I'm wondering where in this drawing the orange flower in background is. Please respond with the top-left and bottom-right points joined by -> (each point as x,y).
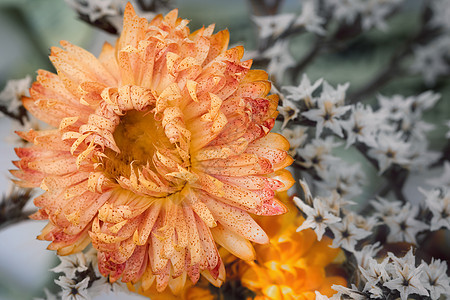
238,194 -> 347,300
12,3 -> 294,296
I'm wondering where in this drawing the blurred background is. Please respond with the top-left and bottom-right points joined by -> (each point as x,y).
0,0 -> 448,299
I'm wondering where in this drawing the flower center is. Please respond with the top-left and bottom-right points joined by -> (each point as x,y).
103,110 -> 173,182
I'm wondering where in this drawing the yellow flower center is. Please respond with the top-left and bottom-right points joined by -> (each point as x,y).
102,109 -> 189,192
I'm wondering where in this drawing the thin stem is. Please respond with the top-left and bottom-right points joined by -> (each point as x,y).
0,105 -> 28,125
290,38 -> 324,84
348,1 -> 439,102
0,210 -> 35,231
248,0 -> 284,16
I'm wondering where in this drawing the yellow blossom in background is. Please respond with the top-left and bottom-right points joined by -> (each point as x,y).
12,3 -> 295,297
238,193 -> 347,300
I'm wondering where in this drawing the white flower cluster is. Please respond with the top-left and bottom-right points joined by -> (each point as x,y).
252,0 -> 325,40
420,186 -> 450,231
248,0 -> 450,88
368,92 -> 440,173
410,36 -> 450,86
35,248 -> 127,300
253,0 -> 404,42
330,248 -> 450,300
324,0 -> 404,31
295,179 -> 450,300
285,71 -> 448,299
410,0 -> 450,85
64,0 -> 168,32
248,1 -> 325,82
295,180 -> 372,252
371,196 -> 428,244
282,76 -> 440,175
295,172 -> 449,249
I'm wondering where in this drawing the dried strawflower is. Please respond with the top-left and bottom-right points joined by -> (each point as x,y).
239,194 -> 347,299
12,3 -> 294,296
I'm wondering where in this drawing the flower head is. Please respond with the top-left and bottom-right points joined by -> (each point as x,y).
239,195 -> 347,299
13,4 -> 294,295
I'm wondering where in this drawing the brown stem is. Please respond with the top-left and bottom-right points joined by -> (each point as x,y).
0,105 -> 28,125
348,64 -> 403,104
348,1 -> 439,103
248,0 -> 284,16
290,38 -> 324,84
0,210 -> 35,231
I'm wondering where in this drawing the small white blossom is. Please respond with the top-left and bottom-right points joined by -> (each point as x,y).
367,132 -> 411,174
302,98 -> 351,138
341,103 -> 379,148
384,203 -> 429,244
421,258 -> 450,299
329,217 -> 371,251
371,196 -> 402,218
316,162 -> 365,200
410,36 -> 450,85
0,75 -> 31,114
401,115 -> 435,142
281,125 -> 308,156
263,40 -> 296,82
52,251 -> 91,279
377,94 -> 413,122
282,74 -> 323,105
359,257 -> 390,293
65,0 -> 115,22
252,13 -> 296,40
278,98 -> 300,129
55,276 -> 90,300
420,187 -> 450,231
390,247 -> 417,267
320,81 -> 349,107
346,211 -> 379,232
65,0 -> 159,31
354,242 -> 382,269
384,249 -> 429,300
429,0 -> 450,31
90,276 -> 129,298
325,0 -> 361,24
411,91 -> 441,114
406,140 -> 440,171
294,0 -> 326,35
294,196 -> 341,240
319,191 -> 354,215
297,137 -> 342,171
325,0 -> 403,31
360,0 -> 402,31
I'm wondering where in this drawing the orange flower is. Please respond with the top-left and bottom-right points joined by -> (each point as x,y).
12,3 -> 294,296
238,194 -> 347,300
